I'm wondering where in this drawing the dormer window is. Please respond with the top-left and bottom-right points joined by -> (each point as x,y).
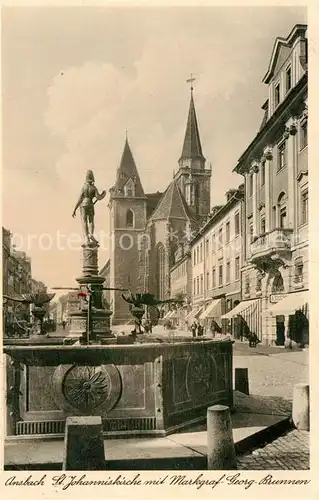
285,66 -> 292,93
274,82 -> 280,107
124,178 -> 135,197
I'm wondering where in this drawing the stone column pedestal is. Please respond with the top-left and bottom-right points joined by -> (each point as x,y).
207,405 -> 237,470
292,383 -> 310,431
68,243 -> 115,344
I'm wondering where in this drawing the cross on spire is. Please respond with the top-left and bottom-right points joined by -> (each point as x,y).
186,73 -> 196,92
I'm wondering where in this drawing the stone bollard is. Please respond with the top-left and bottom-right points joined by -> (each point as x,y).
292,383 -> 310,431
235,367 -> 249,395
207,405 -> 237,470
63,416 -> 105,470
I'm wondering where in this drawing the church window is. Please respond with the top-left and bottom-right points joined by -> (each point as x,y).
156,244 -> 165,300
126,209 -> 134,228
124,179 -> 135,197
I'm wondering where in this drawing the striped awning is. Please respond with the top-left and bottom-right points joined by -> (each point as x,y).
267,291 -> 308,316
221,299 -> 258,320
198,299 -> 222,321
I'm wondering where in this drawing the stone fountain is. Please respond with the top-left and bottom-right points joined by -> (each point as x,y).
4,170 -> 234,440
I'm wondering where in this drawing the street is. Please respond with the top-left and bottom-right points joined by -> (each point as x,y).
233,341 -> 308,401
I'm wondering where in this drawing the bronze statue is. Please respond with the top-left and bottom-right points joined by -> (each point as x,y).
72,170 -> 106,245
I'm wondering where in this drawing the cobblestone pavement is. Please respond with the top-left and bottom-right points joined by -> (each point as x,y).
233,342 -> 308,401
237,429 -> 309,470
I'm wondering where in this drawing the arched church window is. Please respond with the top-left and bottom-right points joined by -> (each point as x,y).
124,179 -> 135,197
126,209 -> 134,228
156,243 -> 165,300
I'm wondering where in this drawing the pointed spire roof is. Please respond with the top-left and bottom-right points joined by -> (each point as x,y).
151,178 -> 196,221
179,90 -> 205,162
113,138 -> 145,197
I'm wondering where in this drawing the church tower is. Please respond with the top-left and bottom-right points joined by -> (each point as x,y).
174,86 -> 211,219
108,137 -> 147,324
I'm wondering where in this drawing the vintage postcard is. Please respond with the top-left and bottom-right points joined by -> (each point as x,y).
1,1 -> 316,499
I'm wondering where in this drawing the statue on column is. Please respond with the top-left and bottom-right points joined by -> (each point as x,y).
72,170 -> 106,245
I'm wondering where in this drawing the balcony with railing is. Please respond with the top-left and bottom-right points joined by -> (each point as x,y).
249,228 -> 293,268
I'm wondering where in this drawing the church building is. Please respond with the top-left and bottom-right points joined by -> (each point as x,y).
103,87 -> 212,324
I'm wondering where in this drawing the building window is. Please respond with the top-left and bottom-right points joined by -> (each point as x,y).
211,234 -> 215,251
206,272 -> 210,290
200,274 -> 203,294
235,212 -> 240,236
278,192 -> 288,229
260,162 -> 265,186
286,66 -> 292,93
235,256 -> 240,280
301,189 -> 308,225
193,278 -> 196,295
249,220 -> 254,243
300,120 -> 308,150
226,261 -> 231,284
277,141 -> 287,171
272,206 -> 277,228
294,258 -> 304,284
193,249 -> 196,266
249,174 -> 253,197
274,82 -> 280,107
196,247 -> 199,264
218,227 -> 223,247
196,277 -> 199,295
218,263 -> 223,287
205,239 -> 209,255
125,209 -> 134,228
212,267 -> 216,288
260,216 -> 266,234
200,242 -> 203,262
225,222 -> 230,244
272,273 -> 284,293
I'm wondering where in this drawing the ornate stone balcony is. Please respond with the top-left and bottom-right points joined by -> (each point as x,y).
249,228 -> 293,270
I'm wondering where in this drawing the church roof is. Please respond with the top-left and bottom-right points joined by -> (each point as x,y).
150,179 -> 196,221
179,91 -> 205,162
146,192 -> 163,218
112,138 -> 145,197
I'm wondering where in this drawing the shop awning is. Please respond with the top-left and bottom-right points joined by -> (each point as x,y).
221,299 -> 258,320
267,291 -> 308,316
185,306 -> 203,323
198,299 -> 222,321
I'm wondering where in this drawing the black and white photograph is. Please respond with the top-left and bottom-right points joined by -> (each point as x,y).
1,1 -> 311,491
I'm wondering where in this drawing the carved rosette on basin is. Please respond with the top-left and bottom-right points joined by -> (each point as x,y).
52,364 -> 121,415
64,366 -> 108,410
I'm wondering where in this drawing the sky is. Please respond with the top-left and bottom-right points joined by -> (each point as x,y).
2,5 -> 307,292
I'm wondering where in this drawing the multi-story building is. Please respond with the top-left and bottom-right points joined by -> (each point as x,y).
226,24 -> 308,345
189,185 -> 244,332
169,243 -> 192,328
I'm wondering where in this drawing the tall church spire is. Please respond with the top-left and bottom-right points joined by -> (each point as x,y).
111,137 -> 145,198
179,86 -> 205,165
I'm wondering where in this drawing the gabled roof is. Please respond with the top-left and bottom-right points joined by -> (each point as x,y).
263,24 -> 307,84
179,91 -> 205,162
146,192 -> 163,219
112,138 -> 145,197
150,179 -> 196,222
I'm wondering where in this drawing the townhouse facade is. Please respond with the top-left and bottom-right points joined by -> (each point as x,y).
226,24 -> 308,345
188,185 -> 244,332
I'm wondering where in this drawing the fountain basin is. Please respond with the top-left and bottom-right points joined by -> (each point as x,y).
4,339 -> 233,438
